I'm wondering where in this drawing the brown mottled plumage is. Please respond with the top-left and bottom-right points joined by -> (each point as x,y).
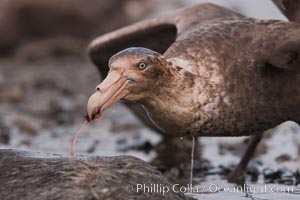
273,0 -> 300,22
87,3 -> 300,183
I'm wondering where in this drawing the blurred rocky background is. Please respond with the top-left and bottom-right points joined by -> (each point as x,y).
0,0 -> 158,59
0,1 -> 299,199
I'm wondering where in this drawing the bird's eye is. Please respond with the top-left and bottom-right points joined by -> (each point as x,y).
138,62 -> 147,70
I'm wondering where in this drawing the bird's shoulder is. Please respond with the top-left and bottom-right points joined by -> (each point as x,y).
166,18 -> 300,74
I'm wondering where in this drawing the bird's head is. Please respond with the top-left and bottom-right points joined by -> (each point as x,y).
86,47 -> 170,121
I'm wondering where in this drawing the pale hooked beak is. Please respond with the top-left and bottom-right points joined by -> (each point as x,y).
86,68 -> 128,121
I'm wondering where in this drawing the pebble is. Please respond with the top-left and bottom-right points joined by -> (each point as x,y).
263,168 -> 296,185
247,161 -> 260,182
0,84 -> 25,102
86,140 -> 100,153
276,154 -> 292,163
0,120 -> 10,144
49,98 -> 75,124
110,123 -> 140,133
51,127 -> 66,138
116,136 -> 154,154
12,116 -> 37,135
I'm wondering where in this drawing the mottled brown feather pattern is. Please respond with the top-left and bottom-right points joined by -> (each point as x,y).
89,3 -> 300,137
273,0 -> 300,22
163,18 -> 300,136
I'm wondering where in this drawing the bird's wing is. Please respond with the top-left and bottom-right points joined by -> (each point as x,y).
89,3 -> 242,78
252,1 -> 300,71
272,0 -> 300,22
271,0 -> 300,70
249,22 -> 300,71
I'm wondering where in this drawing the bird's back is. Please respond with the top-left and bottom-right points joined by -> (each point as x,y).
164,18 -> 300,136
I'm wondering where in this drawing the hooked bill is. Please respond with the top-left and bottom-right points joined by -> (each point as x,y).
86,91 -> 102,121
86,69 -> 128,122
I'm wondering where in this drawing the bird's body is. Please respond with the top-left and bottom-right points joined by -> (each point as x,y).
143,18 -> 300,136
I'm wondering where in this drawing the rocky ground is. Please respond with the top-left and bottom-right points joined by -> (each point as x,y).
0,57 -> 300,199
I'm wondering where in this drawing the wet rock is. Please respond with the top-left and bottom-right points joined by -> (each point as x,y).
263,168 -> 295,185
0,149 -> 188,200
0,132 -> 10,145
20,140 -> 31,146
295,171 -> 300,185
280,170 -> 295,185
246,161 -> 260,182
131,135 -> 154,153
12,116 -> 37,135
49,98 -> 75,125
86,140 -> 100,153
204,166 -> 227,177
116,138 -> 131,152
264,168 -> 283,183
116,136 -> 154,154
0,120 -> 10,144
214,165 -> 232,176
51,127 -> 66,138
0,84 -> 25,102
276,154 -> 292,163
49,97 -> 75,112
135,141 -> 153,153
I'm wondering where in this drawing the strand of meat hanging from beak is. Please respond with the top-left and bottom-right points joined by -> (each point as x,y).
86,68 -> 129,122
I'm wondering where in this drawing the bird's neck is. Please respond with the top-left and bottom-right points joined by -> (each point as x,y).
140,60 -> 196,134
152,57 -> 195,90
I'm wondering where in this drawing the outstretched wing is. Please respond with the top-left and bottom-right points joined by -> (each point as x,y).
272,0 -> 300,22
88,3 -> 242,133
251,1 -> 300,71
89,3 -> 242,78
89,18 -> 176,77
255,27 -> 300,71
